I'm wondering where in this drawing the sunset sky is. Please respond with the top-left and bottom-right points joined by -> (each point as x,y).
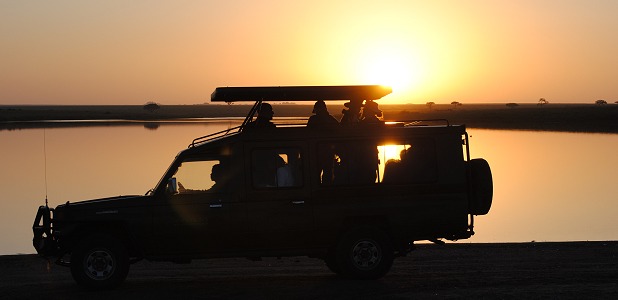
1,0 -> 617,105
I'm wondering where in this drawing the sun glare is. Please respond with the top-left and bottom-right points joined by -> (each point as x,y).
358,46 -> 423,95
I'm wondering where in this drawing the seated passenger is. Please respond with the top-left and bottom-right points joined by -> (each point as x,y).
360,100 -> 384,125
246,103 -> 275,128
276,156 -> 295,187
404,142 -> 437,182
339,100 -> 363,127
382,149 -> 407,184
307,100 -> 338,130
209,163 -> 228,192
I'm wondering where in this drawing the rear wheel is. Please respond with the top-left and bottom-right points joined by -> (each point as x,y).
70,235 -> 129,290
335,228 -> 393,279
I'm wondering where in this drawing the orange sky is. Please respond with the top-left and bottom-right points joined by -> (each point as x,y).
1,0 -> 617,105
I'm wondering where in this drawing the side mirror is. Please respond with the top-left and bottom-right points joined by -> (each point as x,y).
167,177 -> 178,194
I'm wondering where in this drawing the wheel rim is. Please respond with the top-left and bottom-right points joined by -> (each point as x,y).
84,249 -> 116,281
351,239 -> 382,270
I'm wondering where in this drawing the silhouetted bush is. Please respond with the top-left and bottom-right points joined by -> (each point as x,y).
144,102 -> 161,112
595,100 -> 607,105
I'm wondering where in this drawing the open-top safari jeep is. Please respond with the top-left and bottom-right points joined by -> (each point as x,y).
33,85 -> 492,289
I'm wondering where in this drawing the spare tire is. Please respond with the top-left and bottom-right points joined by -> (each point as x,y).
468,158 -> 493,215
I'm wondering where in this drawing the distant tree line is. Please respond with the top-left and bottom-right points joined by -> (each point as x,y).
420,98 -> 616,107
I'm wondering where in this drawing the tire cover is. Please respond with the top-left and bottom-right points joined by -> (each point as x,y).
468,158 -> 493,215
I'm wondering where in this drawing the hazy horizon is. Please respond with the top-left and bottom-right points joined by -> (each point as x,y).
0,101 -> 613,106
2,1 -> 618,105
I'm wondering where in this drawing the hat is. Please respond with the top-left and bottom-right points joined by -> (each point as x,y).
312,100 -> 327,113
343,100 -> 364,109
363,100 -> 382,117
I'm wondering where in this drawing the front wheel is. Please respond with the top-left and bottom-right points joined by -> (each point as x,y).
335,228 -> 394,279
70,235 -> 129,290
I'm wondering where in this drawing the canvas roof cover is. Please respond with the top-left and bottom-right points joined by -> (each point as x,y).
211,85 -> 392,102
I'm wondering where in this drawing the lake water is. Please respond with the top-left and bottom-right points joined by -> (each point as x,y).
1,122 -> 617,255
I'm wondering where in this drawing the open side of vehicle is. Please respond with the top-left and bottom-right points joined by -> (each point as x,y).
33,85 -> 493,289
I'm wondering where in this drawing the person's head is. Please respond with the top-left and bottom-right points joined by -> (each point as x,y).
257,103 -> 274,120
363,100 -> 382,117
211,164 -> 223,182
276,155 -> 286,167
344,100 -> 363,113
312,100 -> 328,115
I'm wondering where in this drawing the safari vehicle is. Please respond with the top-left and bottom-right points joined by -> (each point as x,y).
33,85 -> 493,289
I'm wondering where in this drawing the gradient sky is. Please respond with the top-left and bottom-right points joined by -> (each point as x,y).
1,0 -> 618,105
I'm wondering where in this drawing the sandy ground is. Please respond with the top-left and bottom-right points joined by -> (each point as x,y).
2,242 -> 616,299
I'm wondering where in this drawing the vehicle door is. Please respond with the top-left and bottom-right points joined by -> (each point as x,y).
153,154 -> 246,255
243,142 -> 314,250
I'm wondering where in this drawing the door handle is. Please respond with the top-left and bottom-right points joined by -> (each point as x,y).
291,200 -> 305,205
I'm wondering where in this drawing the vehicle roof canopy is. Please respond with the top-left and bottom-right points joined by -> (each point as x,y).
211,85 -> 392,102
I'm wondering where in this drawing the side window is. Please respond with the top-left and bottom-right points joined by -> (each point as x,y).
381,139 -> 437,184
172,159 -> 225,194
318,139 -> 437,186
251,148 -> 303,189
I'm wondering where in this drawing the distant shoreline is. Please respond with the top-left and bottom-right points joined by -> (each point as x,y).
2,104 -> 617,133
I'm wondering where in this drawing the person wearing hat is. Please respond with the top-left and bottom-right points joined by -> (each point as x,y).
246,102 -> 275,128
349,100 -> 382,184
307,100 -> 338,130
360,100 -> 383,124
307,100 -> 339,184
339,99 -> 363,126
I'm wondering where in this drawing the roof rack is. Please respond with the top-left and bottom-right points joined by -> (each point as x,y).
189,125 -> 241,148
399,119 -> 451,127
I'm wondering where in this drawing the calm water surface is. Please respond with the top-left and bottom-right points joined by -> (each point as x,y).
1,123 -> 617,255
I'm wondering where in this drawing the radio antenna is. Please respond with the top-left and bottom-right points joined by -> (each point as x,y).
43,128 -> 48,206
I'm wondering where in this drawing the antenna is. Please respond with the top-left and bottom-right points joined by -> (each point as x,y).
43,128 -> 48,207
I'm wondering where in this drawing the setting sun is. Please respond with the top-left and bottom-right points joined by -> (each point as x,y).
358,46 -> 424,95
2,1 -> 618,105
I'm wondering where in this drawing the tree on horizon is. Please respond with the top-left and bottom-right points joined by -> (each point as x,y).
595,99 -> 607,105
144,101 -> 161,112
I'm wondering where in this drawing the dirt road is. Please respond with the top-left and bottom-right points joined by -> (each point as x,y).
2,242 -> 616,299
